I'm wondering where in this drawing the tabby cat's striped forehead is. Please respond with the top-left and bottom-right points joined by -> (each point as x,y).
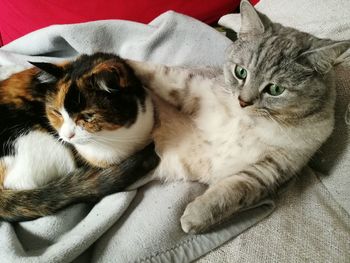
228,32 -> 315,84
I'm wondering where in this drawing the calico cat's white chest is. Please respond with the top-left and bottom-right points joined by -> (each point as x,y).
74,96 -> 155,167
75,143 -> 123,167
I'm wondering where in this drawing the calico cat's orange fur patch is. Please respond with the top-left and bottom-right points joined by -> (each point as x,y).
55,80 -> 71,108
92,61 -> 131,88
46,107 -> 63,130
0,160 -> 7,190
97,121 -> 121,131
0,68 -> 39,106
45,80 -> 70,130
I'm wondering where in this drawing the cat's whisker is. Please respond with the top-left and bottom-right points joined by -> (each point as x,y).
263,111 -> 296,145
57,137 -> 66,146
96,138 -> 146,144
93,135 -> 147,144
95,133 -> 147,140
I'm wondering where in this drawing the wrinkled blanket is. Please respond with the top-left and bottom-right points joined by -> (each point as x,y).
0,12 -> 275,263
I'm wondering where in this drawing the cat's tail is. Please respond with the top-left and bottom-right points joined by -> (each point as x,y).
0,143 -> 159,222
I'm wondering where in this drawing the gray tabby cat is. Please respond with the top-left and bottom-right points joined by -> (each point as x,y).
127,0 -> 350,233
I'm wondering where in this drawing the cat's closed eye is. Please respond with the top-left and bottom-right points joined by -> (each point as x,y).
51,109 -> 62,117
81,113 -> 95,123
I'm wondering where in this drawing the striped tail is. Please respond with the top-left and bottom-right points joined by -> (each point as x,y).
0,143 -> 159,222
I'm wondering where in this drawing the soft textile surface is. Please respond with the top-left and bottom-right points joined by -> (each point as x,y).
196,0 -> 350,262
0,12 -> 275,263
197,167 -> 350,263
0,0 -> 238,46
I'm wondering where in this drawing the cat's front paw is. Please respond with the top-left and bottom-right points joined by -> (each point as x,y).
180,200 -> 210,234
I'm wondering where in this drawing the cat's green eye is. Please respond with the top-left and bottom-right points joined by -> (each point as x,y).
234,65 -> 247,80
265,84 -> 285,96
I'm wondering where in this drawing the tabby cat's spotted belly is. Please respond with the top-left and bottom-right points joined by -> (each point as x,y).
157,123 -> 263,184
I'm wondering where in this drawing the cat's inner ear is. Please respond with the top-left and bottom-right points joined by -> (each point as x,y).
239,0 -> 265,38
29,61 -> 64,82
298,41 -> 350,74
92,61 -> 130,93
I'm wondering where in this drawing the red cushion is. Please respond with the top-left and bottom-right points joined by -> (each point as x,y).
0,0 -> 245,46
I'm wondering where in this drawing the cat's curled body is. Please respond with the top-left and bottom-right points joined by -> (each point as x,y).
127,1 -> 350,233
0,53 -> 159,220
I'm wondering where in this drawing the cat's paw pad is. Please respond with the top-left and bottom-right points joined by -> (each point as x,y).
180,201 -> 209,234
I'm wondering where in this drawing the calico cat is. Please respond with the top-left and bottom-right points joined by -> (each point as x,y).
0,53 -> 159,221
125,1 -> 350,233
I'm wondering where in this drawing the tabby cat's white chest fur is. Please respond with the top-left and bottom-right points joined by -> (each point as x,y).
154,88 -> 278,184
203,117 -> 261,182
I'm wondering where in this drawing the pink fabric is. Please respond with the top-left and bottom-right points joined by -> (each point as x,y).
0,0 -> 242,46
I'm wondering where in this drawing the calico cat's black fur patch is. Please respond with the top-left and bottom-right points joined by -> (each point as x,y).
0,74 -> 56,157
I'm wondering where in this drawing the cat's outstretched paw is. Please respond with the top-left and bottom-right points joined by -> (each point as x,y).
180,200 -> 210,234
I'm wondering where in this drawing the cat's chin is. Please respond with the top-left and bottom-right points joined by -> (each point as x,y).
72,140 -> 91,145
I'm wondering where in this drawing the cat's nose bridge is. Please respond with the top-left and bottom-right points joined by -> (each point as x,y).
61,120 -> 76,140
239,86 -> 259,106
65,131 -> 75,139
61,126 -> 76,139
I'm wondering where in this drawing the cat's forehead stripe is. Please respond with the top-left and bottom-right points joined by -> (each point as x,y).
92,61 -> 130,89
54,80 -> 70,108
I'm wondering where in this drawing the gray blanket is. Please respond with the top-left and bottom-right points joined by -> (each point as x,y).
0,12 -> 275,263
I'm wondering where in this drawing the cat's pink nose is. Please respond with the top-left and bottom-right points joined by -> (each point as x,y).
238,96 -> 253,108
66,132 -> 75,139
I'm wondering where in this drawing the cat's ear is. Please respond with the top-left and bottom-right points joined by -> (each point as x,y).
239,0 -> 265,38
29,61 -> 64,80
298,41 -> 350,74
92,61 -> 130,93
